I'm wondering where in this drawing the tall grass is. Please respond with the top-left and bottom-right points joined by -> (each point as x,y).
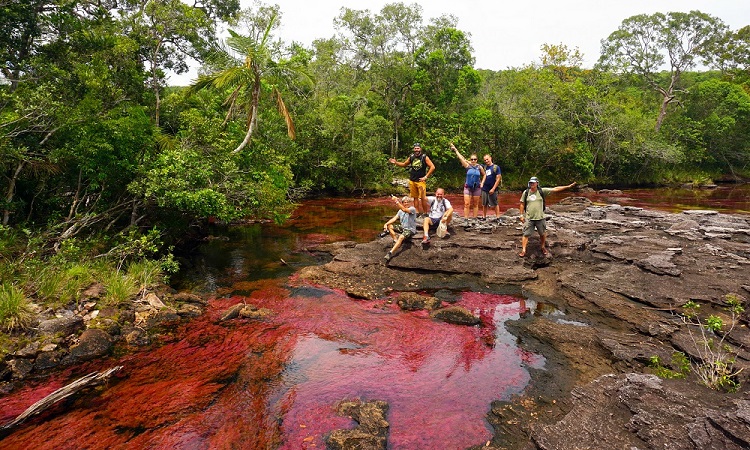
34,263 -> 97,308
101,271 -> 139,306
0,282 -> 34,331
126,259 -> 164,295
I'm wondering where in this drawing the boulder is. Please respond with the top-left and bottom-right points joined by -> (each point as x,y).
173,292 -> 207,305
67,328 -> 113,362
395,292 -> 442,311
219,303 -> 245,321
238,305 -> 273,320
430,306 -> 480,325
326,399 -> 390,450
38,316 -> 84,336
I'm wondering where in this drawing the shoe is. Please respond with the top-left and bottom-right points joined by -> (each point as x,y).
422,236 -> 430,246
378,231 -> 389,238
443,232 -> 451,238
542,248 -> 551,257
518,250 -> 526,257
384,251 -> 392,262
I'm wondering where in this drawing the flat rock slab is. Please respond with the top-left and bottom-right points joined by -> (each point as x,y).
302,204 -> 750,449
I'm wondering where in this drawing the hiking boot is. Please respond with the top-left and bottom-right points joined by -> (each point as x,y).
384,251 -> 392,263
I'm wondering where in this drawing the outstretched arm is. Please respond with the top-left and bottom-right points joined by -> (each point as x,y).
393,197 -> 411,213
450,143 -> 469,168
388,156 -> 410,168
550,182 -> 577,193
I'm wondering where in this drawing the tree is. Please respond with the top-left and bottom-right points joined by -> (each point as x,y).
705,25 -> 750,82
121,0 -> 240,127
188,3 -> 304,154
334,3 -> 423,155
599,11 -> 727,131
540,43 -> 584,81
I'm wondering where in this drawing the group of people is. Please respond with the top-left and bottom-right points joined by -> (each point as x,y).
384,142 -> 576,263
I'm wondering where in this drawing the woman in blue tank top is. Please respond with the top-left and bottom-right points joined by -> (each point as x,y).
450,142 -> 485,218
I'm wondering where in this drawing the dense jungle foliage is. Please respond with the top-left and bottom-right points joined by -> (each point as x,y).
1,2 -> 749,286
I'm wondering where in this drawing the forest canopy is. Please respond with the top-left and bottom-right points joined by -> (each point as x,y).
1,1 -> 749,245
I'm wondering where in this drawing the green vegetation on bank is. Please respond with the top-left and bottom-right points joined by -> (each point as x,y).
1,3 -> 749,306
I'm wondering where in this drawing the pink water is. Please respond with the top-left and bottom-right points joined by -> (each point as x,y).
4,185 -> 744,449
0,198 -> 538,449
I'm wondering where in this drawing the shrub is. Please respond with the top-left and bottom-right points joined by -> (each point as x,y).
0,283 -> 34,331
648,352 -> 690,379
680,295 -> 745,392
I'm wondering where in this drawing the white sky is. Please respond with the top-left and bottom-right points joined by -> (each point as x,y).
168,0 -> 749,84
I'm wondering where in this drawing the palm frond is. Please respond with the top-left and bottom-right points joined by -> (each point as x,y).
274,87 -> 296,140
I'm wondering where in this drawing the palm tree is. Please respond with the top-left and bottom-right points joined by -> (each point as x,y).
188,8 -> 304,154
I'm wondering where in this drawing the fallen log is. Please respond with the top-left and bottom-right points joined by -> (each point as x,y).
1,366 -> 123,432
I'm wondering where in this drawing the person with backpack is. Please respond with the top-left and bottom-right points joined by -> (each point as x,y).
450,143 -> 485,219
518,176 -> 577,257
481,154 -> 503,219
389,143 -> 435,215
421,188 -> 454,245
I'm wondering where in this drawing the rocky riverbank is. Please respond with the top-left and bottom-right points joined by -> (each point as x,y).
299,197 -> 750,449
0,285 -> 208,394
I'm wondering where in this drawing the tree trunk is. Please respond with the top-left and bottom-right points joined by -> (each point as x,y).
2,162 -> 25,225
655,94 -> 672,132
233,71 -> 261,154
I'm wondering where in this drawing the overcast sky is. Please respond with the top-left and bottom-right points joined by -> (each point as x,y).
169,0 -> 749,84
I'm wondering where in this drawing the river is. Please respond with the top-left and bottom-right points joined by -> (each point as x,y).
0,185 -> 747,449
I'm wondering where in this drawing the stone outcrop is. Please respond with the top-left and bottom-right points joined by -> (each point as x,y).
300,202 -> 750,449
1,287 -> 208,385
326,399 -> 390,450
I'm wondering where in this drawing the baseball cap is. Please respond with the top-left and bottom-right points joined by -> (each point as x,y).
413,143 -> 421,148
529,176 -> 539,184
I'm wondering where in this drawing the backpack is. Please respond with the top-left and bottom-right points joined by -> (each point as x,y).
466,166 -> 481,190
522,187 -> 545,211
430,197 -> 446,216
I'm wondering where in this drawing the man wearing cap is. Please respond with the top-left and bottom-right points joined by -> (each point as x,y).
518,177 -> 576,257
389,143 -> 435,215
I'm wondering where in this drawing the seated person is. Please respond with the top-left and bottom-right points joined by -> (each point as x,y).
421,188 -> 453,244
383,196 -> 417,262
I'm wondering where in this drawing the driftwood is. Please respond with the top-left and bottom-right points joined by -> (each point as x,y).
1,366 -> 122,432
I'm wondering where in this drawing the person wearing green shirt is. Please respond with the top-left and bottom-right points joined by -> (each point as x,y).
518,176 -> 576,257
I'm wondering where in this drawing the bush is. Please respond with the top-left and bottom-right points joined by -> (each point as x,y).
680,295 -> 745,392
0,283 -> 34,331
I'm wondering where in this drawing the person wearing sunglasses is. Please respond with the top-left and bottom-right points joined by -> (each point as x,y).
450,142 -> 485,219
389,143 -> 435,216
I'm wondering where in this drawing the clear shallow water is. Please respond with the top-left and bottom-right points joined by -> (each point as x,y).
1,186 -> 746,449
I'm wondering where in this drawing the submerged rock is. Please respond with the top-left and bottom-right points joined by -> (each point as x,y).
326,399 -> 390,450
430,306 -> 480,325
